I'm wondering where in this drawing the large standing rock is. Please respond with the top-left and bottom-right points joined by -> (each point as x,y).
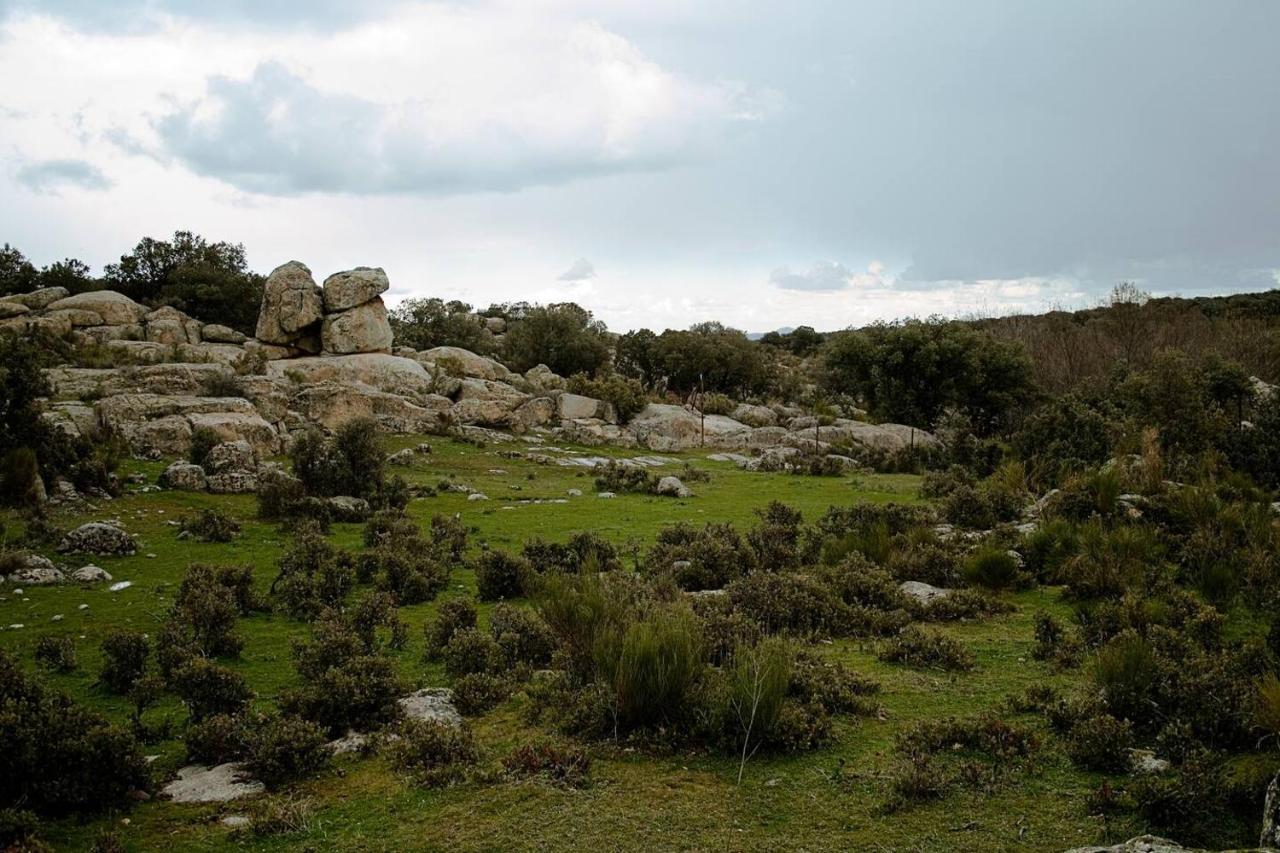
322,267 -> 390,312
256,261 -> 324,347
57,522 -> 138,556
46,291 -> 147,326
321,298 -> 393,354
558,393 -> 605,421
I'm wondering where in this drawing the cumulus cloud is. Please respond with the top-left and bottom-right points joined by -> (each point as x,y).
0,0 -> 394,31
558,258 -> 596,281
15,158 -> 111,192
143,11 -> 767,197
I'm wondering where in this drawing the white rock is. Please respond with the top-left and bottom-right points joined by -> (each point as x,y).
162,763 -> 265,804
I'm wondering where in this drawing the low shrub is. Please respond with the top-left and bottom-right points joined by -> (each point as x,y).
452,673 -> 512,716
884,753 -> 948,811
178,508 -> 241,542
644,522 -> 753,591
878,627 -> 975,671
172,563 -> 250,657
184,713 -> 249,765
1065,714 -> 1135,772
522,532 -> 621,573
246,714 -> 331,789
171,658 -> 252,722
727,637 -> 791,777
746,501 -> 805,570
443,627 -> 504,679
290,418 -> 385,502
245,793 -> 315,838
34,635 -> 77,672
565,372 -> 647,423
388,719 -> 479,787
189,426 -> 221,468
489,604 -> 556,667
0,650 -> 150,815
919,589 -> 1014,622
475,550 -> 533,601
424,599 -> 478,661
272,524 -> 355,619
99,629 -> 150,694
593,460 -> 657,494
1031,611 -> 1081,667
502,740 -> 591,787
962,547 -> 1024,590
727,571 -> 847,636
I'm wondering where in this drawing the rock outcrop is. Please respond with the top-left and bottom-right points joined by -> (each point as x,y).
255,261 -> 324,351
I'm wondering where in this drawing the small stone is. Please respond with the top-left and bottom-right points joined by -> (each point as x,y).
108,581 -> 133,592
597,492 -> 616,499
467,493 -> 489,501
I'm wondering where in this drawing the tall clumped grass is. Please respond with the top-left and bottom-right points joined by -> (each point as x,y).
593,605 -> 704,731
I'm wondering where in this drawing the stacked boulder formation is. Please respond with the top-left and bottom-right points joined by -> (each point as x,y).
255,261 -> 393,356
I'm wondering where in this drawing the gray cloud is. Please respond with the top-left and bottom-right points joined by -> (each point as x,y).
15,158 -> 111,192
148,59 -> 741,196
0,0 -> 392,31
557,258 -> 596,281
769,261 -> 851,292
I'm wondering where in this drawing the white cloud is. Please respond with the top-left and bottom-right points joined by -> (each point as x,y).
557,258 -> 596,281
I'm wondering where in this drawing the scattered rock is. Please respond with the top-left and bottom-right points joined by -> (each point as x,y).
162,763 -> 265,804
58,522 -> 138,556
398,688 -> 462,727
159,461 -> 208,492
108,581 -> 133,592
567,488 -> 582,497
71,565 -> 113,584
1129,749 -> 1170,775
1063,836 -> 1200,853
7,555 -> 65,585
898,581 -> 952,605
655,476 -> 692,498
387,448 -> 416,466
326,496 -> 371,522
467,492 -> 489,502
322,267 -> 390,312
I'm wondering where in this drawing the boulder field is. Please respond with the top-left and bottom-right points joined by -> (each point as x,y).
8,264 -> 946,466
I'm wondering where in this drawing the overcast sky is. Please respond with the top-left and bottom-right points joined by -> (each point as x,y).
2,1 -> 1278,332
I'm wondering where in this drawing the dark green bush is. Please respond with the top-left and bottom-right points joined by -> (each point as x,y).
425,599 -> 478,661
522,532 -> 621,574
388,719 -> 479,787
178,507 -> 240,542
290,418 -> 385,501
171,658 -> 252,722
272,524 -> 355,618
593,460 -> 657,494
0,650 -> 149,815
452,673 -> 512,716
246,714 -> 331,789
565,372 -> 647,423
475,550 -> 533,601
443,628 -> 504,678
726,571 -> 847,636
1065,714 -> 1134,772
188,426 -> 221,468
184,713 -> 249,765
34,635 -> 77,673
962,547 -> 1023,590
99,629 -> 150,694
489,603 -> 556,667
644,522 -> 753,591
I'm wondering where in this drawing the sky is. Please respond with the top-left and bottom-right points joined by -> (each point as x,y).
2,1 -> 1278,333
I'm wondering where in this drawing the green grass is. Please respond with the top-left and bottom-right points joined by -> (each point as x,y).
0,434 -> 1122,852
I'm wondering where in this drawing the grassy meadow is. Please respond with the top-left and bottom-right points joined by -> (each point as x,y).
1,435 -> 1131,852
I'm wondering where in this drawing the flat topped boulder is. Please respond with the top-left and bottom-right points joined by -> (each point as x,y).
266,353 -> 432,398
6,286 -> 69,310
627,403 -> 752,451
399,688 -> 462,727
46,290 -> 147,326
256,260 -> 323,346
162,763 -> 265,804
323,267 -> 389,312
422,346 -> 513,382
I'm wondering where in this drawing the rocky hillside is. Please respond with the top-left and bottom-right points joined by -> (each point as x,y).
5,261 -> 936,491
